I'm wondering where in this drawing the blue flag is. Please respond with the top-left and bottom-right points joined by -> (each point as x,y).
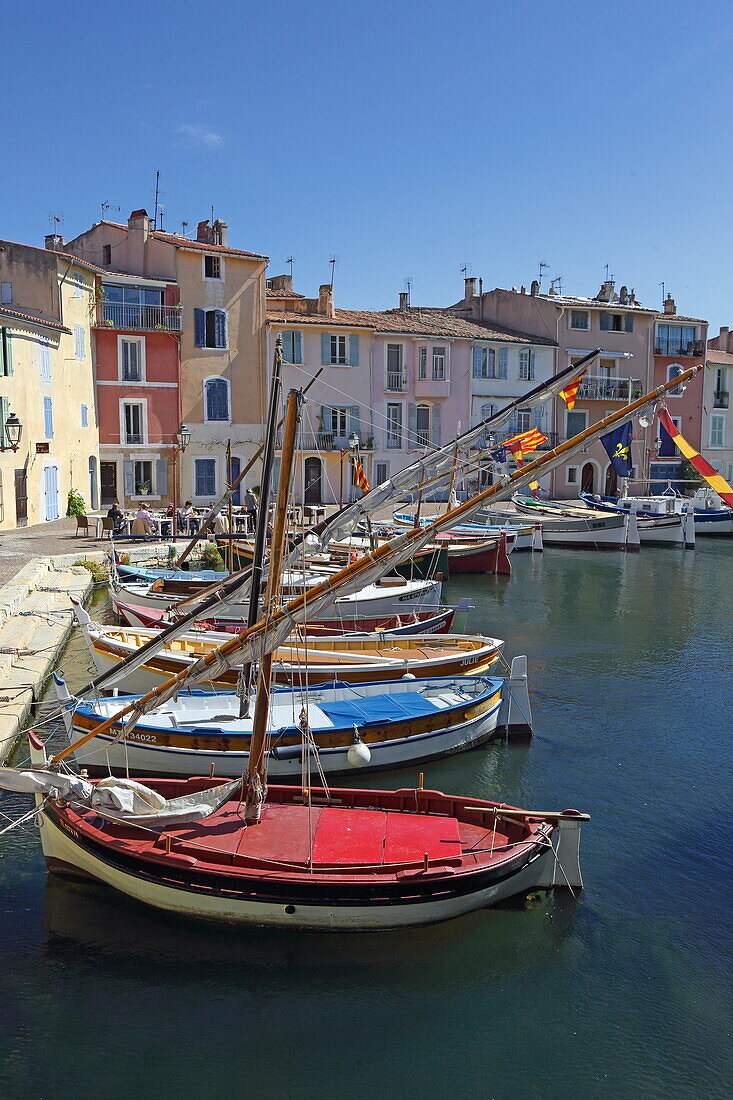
490,445 -> 508,462
600,421 -> 634,477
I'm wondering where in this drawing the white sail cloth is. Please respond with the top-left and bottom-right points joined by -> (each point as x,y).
0,767 -> 239,828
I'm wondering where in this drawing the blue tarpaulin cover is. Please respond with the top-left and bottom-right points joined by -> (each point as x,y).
319,691 -> 441,727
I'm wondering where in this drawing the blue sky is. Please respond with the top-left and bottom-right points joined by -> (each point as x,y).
5,0 -> 732,328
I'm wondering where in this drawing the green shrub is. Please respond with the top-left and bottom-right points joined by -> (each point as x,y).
66,488 -> 87,518
73,559 -> 107,583
198,542 -> 225,570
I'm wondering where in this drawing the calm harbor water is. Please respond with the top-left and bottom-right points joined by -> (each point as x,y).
1,545 -> 732,1099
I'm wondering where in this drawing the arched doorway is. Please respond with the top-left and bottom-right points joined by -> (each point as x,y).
304,457 -> 322,503
581,462 -> 595,494
604,463 -> 618,497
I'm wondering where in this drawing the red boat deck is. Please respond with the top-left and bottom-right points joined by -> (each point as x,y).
165,799 -> 506,871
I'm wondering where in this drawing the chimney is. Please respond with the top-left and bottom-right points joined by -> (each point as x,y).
44,234 -> 66,252
128,209 -> 150,272
267,274 -> 293,294
596,280 -> 615,302
196,219 -> 213,243
212,219 -> 228,246
664,294 -> 676,315
629,288 -> 636,304
718,326 -> 730,352
520,285 -> 526,294
318,284 -> 334,318
464,276 -> 476,299
530,280 -> 540,296
399,291 -> 409,310
619,285 -> 628,303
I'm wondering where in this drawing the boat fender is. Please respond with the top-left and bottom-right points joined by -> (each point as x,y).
402,671 -> 416,679
347,726 -> 371,768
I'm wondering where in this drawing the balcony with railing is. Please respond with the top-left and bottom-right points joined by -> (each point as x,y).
654,339 -> 705,357
97,302 -> 183,332
385,371 -> 407,392
576,375 -> 642,401
276,430 -> 350,452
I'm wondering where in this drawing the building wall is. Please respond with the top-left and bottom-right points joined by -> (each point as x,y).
177,249 -> 267,505
701,355 -> 733,483
0,250 -> 98,528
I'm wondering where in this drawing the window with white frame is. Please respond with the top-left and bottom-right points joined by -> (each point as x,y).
194,309 -> 228,349
418,347 -> 427,380
518,349 -> 535,381
330,334 -> 348,365
74,324 -> 86,360
473,347 -> 496,379
194,458 -> 216,497
123,402 -> 144,445
516,408 -> 531,432
416,404 -> 431,447
710,414 -> 725,447
205,377 -> 230,422
133,460 -> 153,495
386,403 -> 402,448
432,347 -> 446,381
375,461 -> 389,485
119,336 -> 144,382
73,276 -> 85,299
570,310 -> 589,330
567,466 -> 579,484
330,407 -> 349,438
666,363 -> 685,395
39,338 -> 51,382
203,254 -> 222,280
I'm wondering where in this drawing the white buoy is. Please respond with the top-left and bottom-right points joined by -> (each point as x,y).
347,726 -> 371,767
532,523 -> 543,552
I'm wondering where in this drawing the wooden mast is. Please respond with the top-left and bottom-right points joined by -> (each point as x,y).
243,386 -> 302,824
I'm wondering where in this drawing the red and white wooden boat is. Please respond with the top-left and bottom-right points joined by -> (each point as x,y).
23,732 -> 587,930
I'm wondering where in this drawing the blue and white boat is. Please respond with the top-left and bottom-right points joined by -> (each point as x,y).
579,491 -> 733,536
391,512 -> 535,550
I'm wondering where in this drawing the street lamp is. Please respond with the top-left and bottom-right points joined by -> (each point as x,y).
172,424 -> 191,539
3,412 -> 22,452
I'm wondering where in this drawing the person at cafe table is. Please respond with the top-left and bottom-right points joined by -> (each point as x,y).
133,502 -> 158,538
107,501 -> 126,535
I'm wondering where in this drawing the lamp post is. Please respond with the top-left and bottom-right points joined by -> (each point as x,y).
172,423 -> 191,539
2,412 -> 22,453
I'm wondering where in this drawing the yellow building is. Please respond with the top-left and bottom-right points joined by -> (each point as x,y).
0,239 -> 99,528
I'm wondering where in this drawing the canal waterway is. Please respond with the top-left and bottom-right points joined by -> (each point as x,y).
1,544 -> 731,1099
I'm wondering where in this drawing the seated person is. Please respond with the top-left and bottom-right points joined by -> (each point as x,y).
178,500 -> 198,534
214,511 -> 229,535
133,503 -> 157,539
107,501 -> 125,535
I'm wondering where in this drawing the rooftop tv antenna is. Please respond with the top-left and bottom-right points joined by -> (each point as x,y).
659,280 -> 665,307
181,220 -> 189,237
328,254 -> 339,290
550,274 -> 563,295
286,256 -> 294,279
536,261 -> 549,290
604,262 -> 614,283
404,276 -> 413,305
460,263 -> 473,278
48,211 -> 64,231
157,204 -> 167,231
152,170 -> 166,230
100,201 -> 120,222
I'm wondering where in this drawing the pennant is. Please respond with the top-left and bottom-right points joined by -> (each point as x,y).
352,457 -> 371,493
659,409 -> 733,507
559,363 -> 591,409
600,421 -> 634,477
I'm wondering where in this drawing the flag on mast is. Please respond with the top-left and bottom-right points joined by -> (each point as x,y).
559,362 -> 591,409
659,409 -> 733,506
600,421 -> 634,477
352,456 -> 371,493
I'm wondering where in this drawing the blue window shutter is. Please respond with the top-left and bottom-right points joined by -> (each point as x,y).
507,408 -> 518,434
230,457 -> 241,504
432,403 -> 441,446
123,460 -> 135,496
349,334 -> 359,366
625,314 -> 633,333
349,405 -> 360,438
43,396 -> 54,439
214,310 -> 227,348
472,346 -> 482,377
408,403 -> 417,444
498,348 -> 508,379
281,331 -> 294,362
0,396 -> 8,447
321,333 -> 330,365
320,405 -> 332,436
533,406 -> 544,429
529,349 -> 535,378
294,330 -> 303,364
155,458 -> 168,497
194,309 -> 206,347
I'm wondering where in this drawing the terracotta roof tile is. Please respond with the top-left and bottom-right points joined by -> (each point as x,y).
265,288 -> 305,299
0,306 -> 70,333
266,305 -> 556,344
707,348 -> 733,366
656,313 -> 707,324
151,231 -> 267,260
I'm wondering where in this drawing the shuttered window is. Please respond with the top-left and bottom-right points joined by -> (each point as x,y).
39,338 -> 51,381
519,350 -> 535,381
74,324 -> 86,360
195,309 -> 228,348
498,348 -> 508,379
43,396 -> 54,439
195,458 -> 216,497
281,330 -> 303,364
205,378 -> 230,421
81,404 -> 88,428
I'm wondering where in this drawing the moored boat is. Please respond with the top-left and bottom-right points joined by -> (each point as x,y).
579,491 -> 731,537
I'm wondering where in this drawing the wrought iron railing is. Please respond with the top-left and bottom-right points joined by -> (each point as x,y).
577,375 -> 641,401
98,302 -> 182,332
385,372 -> 407,391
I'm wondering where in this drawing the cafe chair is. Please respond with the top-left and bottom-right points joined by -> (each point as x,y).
75,516 -> 90,537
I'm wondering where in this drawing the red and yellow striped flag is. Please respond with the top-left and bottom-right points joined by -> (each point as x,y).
559,363 -> 591,409
659,409 -> 733,507
504,428 -> 548,454
352,456 -> 371,493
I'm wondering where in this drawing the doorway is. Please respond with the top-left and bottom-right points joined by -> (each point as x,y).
101,462 -> 117,506
604,464 -> 618,497
43,465 -> 60,521
88,456 -> 98,511
304,457 -> 322,503
14,469 -> 28,527
581,462 -> 595,494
